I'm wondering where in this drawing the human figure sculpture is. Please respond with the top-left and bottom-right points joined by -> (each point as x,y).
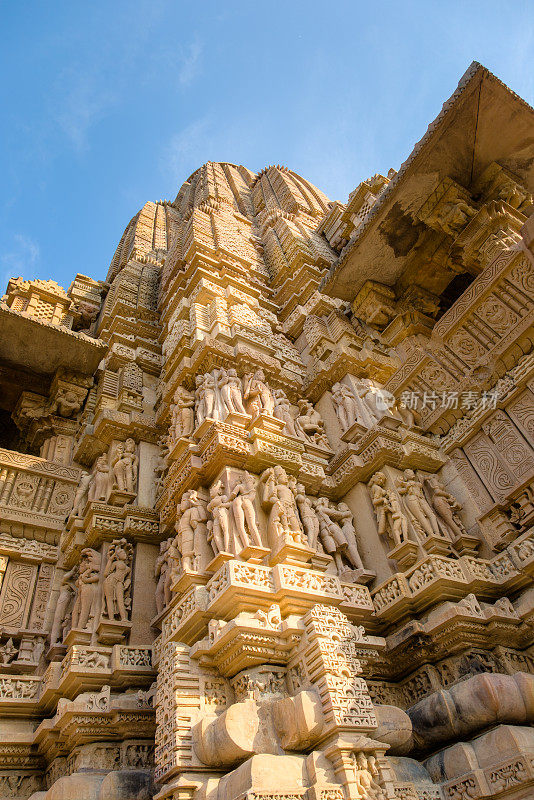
207,480 -> 233,554
71,548 -> 101,630
50,566 -> 78,645
273,389 -> 299,437
368,471 -> 408,547
331,382 -> 374,430
243,370 -> 275,417
102,538 -> 132,622
170,386 -> 195,439
165,537 -> 181,602
154,448 -> 167,498
155,540 -> 171,616
219,368 -> 247,416
72,472 -> 92,517
88,455 -> 110,502
51,389 -> 81,418
195,374 -> 207,426
113,439 -> 138,494
295,399 -> 330,447
229,472 -> 262,550
353,752 -> 387,800
314,497 -> 364,572
175,489 -> 208,571
425,476 -> 466,539
357,378 -> 395,422
260,465 -> 303,546
202,372 -> 219,421
293,483 -> 320,549
397,469 -> 441,539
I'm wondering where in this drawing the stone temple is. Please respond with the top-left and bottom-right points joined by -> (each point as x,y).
1,61 -> 534,800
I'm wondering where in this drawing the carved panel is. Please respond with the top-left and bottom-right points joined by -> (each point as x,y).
463,432 -> 516,502
0,562 -> 38,628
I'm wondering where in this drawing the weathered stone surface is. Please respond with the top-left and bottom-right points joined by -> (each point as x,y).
0,62 -> 533,800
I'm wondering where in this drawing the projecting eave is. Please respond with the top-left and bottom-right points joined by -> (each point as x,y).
0,303 -> 106,376
321,61 -> 534,301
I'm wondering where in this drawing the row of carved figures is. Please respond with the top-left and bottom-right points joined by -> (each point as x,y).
50,538 -> 133,644
154,465 -> 366,615
369,469 -> 467,547
170,370 -> 419,450
331,379 -> 419,431
71,439 -> 138,515
170,369 -> 330,448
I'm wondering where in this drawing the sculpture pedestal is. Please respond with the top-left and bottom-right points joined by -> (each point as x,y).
341,421 -> 368,443
452,532 -> 481,556
238,545 -> 270,564
269,540 -> 316,567
108,489 -> 136,507
64,628 -> 93,648
46,643 -> 67,662
97,618 -> 132,645
171,568 -> 209,595
206,551 -> 234,574
340,566 -> 376,585
388,540 -> 420,569
422,534 -> 454,557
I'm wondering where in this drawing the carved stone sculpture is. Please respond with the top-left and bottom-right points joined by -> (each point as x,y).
331,381 -> 375,430
425,476 -> 467,539
314,497 -> 364,572
369,471 -> 408,547
273,389 -> 299,436
175,489 -> 208,571
49,566 -> 77,645
229,471 -> 262,550
71,548 -> 100,630
293,482 -> 320,549
243,370 -> 275,417
260,465 -> 304,546
207,480 -> 232,554
154,540 -> 171,616
88,454 -> 110,502
101,538 -> 133,622
219,368 -> 247,416
295,399 -> 330,447
397,469 -> 441,539
112,438 -> 138,494
71,472 -> 92,517
170,386 -> 195,439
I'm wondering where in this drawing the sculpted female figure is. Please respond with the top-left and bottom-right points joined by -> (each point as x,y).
171,386 -> 195,438
50,566 -> 78,645
155,540 -> 171,615
293,483 -> 320,549
102,539 -> 132,622
243,370 -> 275,417
229,472 -> 262,549
112,439 -> 138,494
425,476 -> 465,539
71,548 -> 101,630
397,469 -> 441,539
369,471 -> 408,547
72,472 -> 92,516
88,455 -> 110,502
219,368 -> 247,416
207,480 -> 233,554
260,465 -> 303,546
273,389 -> 299,437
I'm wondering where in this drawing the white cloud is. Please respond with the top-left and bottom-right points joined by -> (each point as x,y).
178,39 -> 203,88
53,72 -> 116,153
0,234 -> 41,292
162,117 -> 214,186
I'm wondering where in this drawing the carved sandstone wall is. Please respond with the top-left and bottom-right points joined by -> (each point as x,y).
0,62 -> 533,800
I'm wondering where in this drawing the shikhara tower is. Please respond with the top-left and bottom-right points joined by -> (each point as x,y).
0,62 -> 534,800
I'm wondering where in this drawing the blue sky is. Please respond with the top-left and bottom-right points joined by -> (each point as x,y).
1,0 -> 533,291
